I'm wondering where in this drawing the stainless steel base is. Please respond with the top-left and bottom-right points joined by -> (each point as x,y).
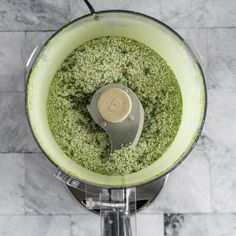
66,176 -> 167,215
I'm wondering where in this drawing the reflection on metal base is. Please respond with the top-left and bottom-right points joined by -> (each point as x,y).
66,176 -> 167,215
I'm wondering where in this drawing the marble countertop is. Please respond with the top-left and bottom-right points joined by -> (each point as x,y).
0,0 -> 235,235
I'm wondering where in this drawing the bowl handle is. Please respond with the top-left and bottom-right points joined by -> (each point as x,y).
86,188 -> 137,236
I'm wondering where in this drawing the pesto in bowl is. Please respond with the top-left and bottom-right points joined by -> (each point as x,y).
47,36 -> 182,175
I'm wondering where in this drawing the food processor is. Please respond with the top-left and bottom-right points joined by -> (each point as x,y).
26,1 -> 207,235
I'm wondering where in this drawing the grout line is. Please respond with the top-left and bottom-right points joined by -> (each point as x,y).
205,29 -> 210,89
0,214 -> 75,217
159,0 -> 163,21
0,212 -> 235,217
24,153 -> 26,216
0,27 -> 235,34
24,31 -> 27,92
0,30 -> 58,33
0,152 -> 42,154
0,91 -> 25,93
162,212 -> 236,216
162,213 -> 165,236
0,213 -> 26,217
25,30 -> 56,33
11,213 -> 91,216
69,0 -> 72,21
69,215 -> 72,236
206,28 -> 209,87
171,26 -> 236,30
207,151 -> 214,213
206,87 -> 236,90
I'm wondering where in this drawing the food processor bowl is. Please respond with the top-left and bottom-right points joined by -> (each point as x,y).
26,11 -> 206,188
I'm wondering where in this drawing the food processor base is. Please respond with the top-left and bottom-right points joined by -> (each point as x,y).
66,176 -> 167,215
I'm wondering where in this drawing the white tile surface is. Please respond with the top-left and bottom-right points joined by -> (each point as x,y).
210,147 -> 236,212
0,215 -> 70,236
160,0 -> 209,27
160,0 -> 236,27
0,154 -> 24,214
137,214 -> 164,236
25,153 -> 88,214
0,93 -> 40,152
143,146 -> 211,213
204,89 -> 236,212
0,32 -> 25,92
203,0 -> 236,27
71,214 -> 164,236
71,214 -> 100,236
0,0 -> 71,31
208,28 -> 236,89
165,213 -> 236,236
70,0 -> 161,20
205,89 -> 236,154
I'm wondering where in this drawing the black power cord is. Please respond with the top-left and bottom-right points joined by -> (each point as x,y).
83,0 -> 95,14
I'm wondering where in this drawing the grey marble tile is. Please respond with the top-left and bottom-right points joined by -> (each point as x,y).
70,0 -> 93,21
205,88 -> 236,153
70,0 -> 161,20
25,153 -> 88,215
0,93 -> 40,152
0,153 -> 24,215
143,146 -> 211,213
0,0 -> 71,31
208,28 -> 236,89
160,0 -> 209,28
204,0 -> 236,27
0,32 -> 25,92
210,147 -> 236,213
174,28 -> 208,81
160,0 -> 236,28
71,214 -> 164,236
0,215 -> 70,236
203,89 -> 236,212
71,214 -> 100,236
137,214 -> 164,236
164,213 -> 236,236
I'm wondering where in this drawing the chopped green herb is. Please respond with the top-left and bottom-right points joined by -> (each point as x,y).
47,36 -> 182,175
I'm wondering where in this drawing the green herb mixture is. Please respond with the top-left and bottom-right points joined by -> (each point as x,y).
47,36 -> 182,175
